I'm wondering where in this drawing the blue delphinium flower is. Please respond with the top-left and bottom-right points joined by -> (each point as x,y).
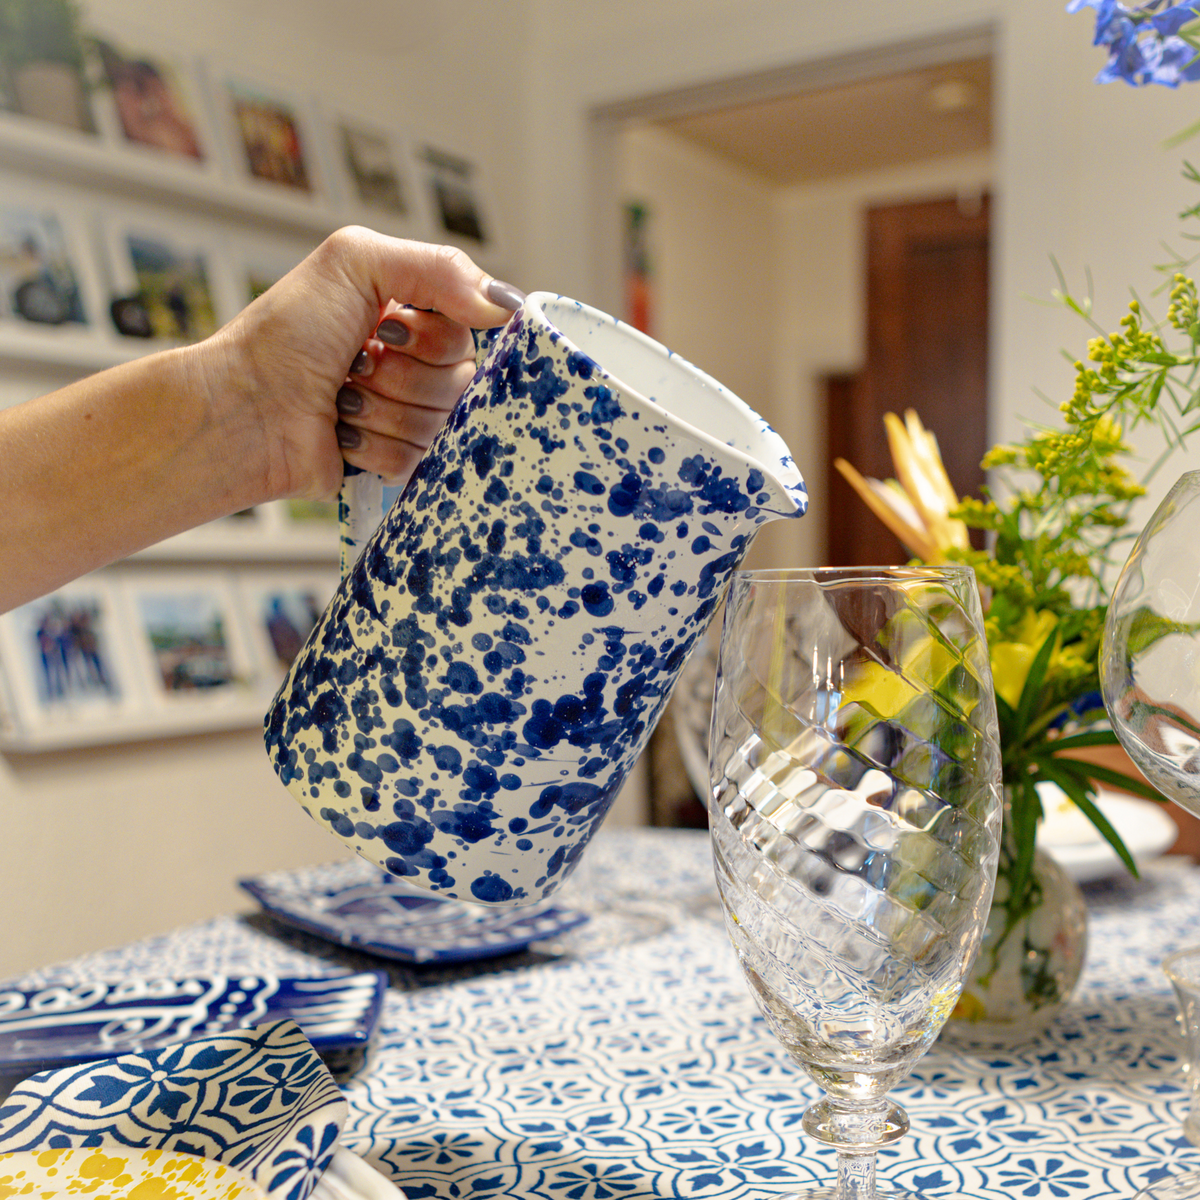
1068,0 -> 1200,85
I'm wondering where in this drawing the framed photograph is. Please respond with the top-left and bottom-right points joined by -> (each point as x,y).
0,576 -> 143,732
238,568 -> 339,683
100,211 -> 231,343
0,196 -> 96,330
0,1 -> 95,134
87,32 -> 215,171
323,111 -> 428,236
211,71 -> 325,200
414,142 -> 501,257
123,572 -> 259,705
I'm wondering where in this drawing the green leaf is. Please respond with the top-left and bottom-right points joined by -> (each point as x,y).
1166,117 -> 1200,151
1014,629 -> 1058,745
1006,774 -> 1041,914
1051,756 -> 1167,803
1036,759 -> 1139,876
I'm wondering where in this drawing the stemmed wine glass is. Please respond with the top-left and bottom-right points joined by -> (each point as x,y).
708,567 -> 1002,1200
1101,470 -> 1200,1200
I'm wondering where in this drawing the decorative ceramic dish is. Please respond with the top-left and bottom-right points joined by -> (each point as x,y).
0,1146 -> 269,1200
0,971 -> 386,1075
0,1018 -> 345,1200
239,858 -> 590,964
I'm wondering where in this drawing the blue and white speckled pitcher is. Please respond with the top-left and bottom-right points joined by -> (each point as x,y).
265,294 -> 807,905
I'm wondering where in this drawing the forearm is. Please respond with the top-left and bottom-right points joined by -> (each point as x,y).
0,337 -> 263,611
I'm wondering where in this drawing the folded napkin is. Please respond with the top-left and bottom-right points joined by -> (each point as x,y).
0,1018 -> 346,1200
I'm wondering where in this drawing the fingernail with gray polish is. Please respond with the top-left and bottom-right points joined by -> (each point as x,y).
376,319 -> 411,346
350,349 -> 373,377
336,386 -> 364,416
487,279 -> 526,310
336,422 -> 362,449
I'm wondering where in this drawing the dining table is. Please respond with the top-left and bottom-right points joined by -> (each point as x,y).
6,825 -> 1200,1200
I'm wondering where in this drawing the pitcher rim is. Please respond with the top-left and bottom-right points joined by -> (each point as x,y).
525,290 -> 806,515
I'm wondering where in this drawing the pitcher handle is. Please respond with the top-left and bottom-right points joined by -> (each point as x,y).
336,326 -> 503,577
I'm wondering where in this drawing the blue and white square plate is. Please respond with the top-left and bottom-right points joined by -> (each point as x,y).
239,858 -> 590,964
0,971 -> 386,1075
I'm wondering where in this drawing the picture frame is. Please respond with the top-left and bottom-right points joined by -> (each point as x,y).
99,209 -> 233,343
0,575 -> 144,734
86,29 -> 217,174
322,109 -> 429,237
0,0 -> 96,135
121,570 -> 261,707
237,567 -> 339,685
413,141 -> 502,259
0,186 -> 102,334
209,69 -> 327,201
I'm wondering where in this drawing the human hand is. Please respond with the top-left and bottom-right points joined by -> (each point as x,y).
211,227 -> 524,503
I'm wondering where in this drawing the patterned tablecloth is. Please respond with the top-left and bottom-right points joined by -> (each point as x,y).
10,827 -> 1200,1200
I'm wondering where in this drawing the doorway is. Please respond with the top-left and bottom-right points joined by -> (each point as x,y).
592,34 -> 996,826
826,192 -> 990,566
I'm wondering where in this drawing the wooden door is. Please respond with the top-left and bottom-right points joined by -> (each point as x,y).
826,194 -> 990,565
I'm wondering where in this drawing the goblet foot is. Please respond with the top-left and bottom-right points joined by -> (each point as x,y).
1137,1172 -> 1200,1199
775,1096 -> 950,1200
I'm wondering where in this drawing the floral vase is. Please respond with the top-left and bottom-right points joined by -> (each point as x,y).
946,812 -> 1088,1044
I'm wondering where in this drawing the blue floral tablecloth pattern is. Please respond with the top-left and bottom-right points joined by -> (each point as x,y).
10,828 -> 1200,1200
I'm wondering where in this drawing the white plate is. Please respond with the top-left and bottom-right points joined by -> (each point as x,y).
1037,783 -> 1178,882
312,1148 -> 407,1200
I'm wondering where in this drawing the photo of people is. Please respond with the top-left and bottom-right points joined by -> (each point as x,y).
93,39 -> 205,161
419,145 -> 488,243
257,587 -> 325,671
4,592 -> 121,710
134,590 -> 237,694
118,229 -> 218,342
338,120 -> 408,214
0,204 -> 87,326
227,83 -> 312,192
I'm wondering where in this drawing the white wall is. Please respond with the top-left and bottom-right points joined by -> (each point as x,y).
0,0 -> 551,982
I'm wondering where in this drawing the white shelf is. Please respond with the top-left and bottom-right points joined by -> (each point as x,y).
0,109 -> 351,241
0,324 -> 143,373
0,699 -> 269,752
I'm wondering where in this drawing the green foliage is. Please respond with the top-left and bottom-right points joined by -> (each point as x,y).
940,168 -> 1200,895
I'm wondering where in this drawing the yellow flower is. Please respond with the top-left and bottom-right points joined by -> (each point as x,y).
988,611 -> 1059,709
834,410 -> 970,562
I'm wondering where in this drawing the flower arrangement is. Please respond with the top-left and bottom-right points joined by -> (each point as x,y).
835,247 -> 1200,935
832,1 -> 1200,953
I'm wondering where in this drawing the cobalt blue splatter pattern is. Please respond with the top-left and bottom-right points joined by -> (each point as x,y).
0,1019 -> 346,1200
265,294 -> 807,905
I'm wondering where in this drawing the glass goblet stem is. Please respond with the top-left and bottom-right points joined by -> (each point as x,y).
801,1096 -> 910,1200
